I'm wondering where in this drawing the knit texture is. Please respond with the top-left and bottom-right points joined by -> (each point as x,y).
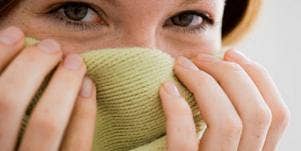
21,38 -> 207,151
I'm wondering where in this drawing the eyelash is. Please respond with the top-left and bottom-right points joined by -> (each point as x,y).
166,10 -> 214,34
47,2 -> 105,31
46,2 -> 214,33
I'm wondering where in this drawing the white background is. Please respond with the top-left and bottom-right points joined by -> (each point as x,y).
237,0 -> 301,150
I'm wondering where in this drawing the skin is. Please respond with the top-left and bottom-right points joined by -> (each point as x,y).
0,0 -> 290,150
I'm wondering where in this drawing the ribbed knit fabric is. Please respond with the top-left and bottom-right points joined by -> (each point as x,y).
21,38 -> 208,151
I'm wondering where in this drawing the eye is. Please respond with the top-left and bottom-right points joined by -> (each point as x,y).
57,2 -> 100,23
171,12 -> 203,27
165,10 -> 213,33
47,2 -> 106,30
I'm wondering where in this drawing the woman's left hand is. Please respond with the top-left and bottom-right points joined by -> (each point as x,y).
159,49 -> 290,151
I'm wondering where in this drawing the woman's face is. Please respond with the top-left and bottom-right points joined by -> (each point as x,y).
0,0 -> 225,58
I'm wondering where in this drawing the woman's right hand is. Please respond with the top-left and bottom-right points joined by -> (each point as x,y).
0,26 -> 97,151
159,51 -> 290,150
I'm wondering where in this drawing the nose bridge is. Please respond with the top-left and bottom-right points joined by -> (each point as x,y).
120,22 -> 157,48
116,0 -> 164,49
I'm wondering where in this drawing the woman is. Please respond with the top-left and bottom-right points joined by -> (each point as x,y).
0,0 -> 290,150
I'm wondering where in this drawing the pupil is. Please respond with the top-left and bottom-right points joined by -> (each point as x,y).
64,4 -> 88,21
172,13 -> 194,26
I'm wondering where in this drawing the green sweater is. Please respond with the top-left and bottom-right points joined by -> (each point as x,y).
20,38 -> 210,151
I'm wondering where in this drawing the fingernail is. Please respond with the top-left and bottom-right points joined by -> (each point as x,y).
38,39 -> 61,54
176,56 -> 199,71
80,77 -> 93,98
195,53 -> 215,63
64,54 -> 82,70
226,50 -> 251,62
0,26 -> 23,45
163,81 -> 180,97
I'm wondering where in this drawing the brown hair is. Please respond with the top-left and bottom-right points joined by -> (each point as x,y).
0,0 -> 19,16
0,0 -> 261,47
222,0 -> 262,47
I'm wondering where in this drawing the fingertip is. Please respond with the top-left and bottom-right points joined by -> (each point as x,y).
159,82 -> 193,119
62,53 -> 84,71
194,53 -> 217,64
79,76 -> 94,98
175,56 -> 199,71
224,48 -> 237,60
0,26 -> 24,46
75,76 -> 97,115
159,81 -> 182,105
159,82 -> 175,114
224,49 -> 251,63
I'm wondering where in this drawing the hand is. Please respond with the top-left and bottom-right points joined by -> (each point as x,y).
160,50 -> 290,151
0,26 -> 97,151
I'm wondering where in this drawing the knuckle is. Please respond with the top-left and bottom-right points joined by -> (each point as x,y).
209,113 -> 243,139
273,106 -> 291,129
252,105 -> 272,128
221,116 -> 243,138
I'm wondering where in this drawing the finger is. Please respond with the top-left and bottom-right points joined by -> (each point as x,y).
193,54 -> 272,150
0,26 -> 24,73
60,77 -> 97,151
174,56 -> 241,150
0,39 -> 62,150
224,50 -> 290,151
159,81 -> 198,151
19,54 -> 86,151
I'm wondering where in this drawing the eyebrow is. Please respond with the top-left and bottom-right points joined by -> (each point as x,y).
180,0 -> 203,6
102,0 -> 204,7
102,0 -> 119,7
